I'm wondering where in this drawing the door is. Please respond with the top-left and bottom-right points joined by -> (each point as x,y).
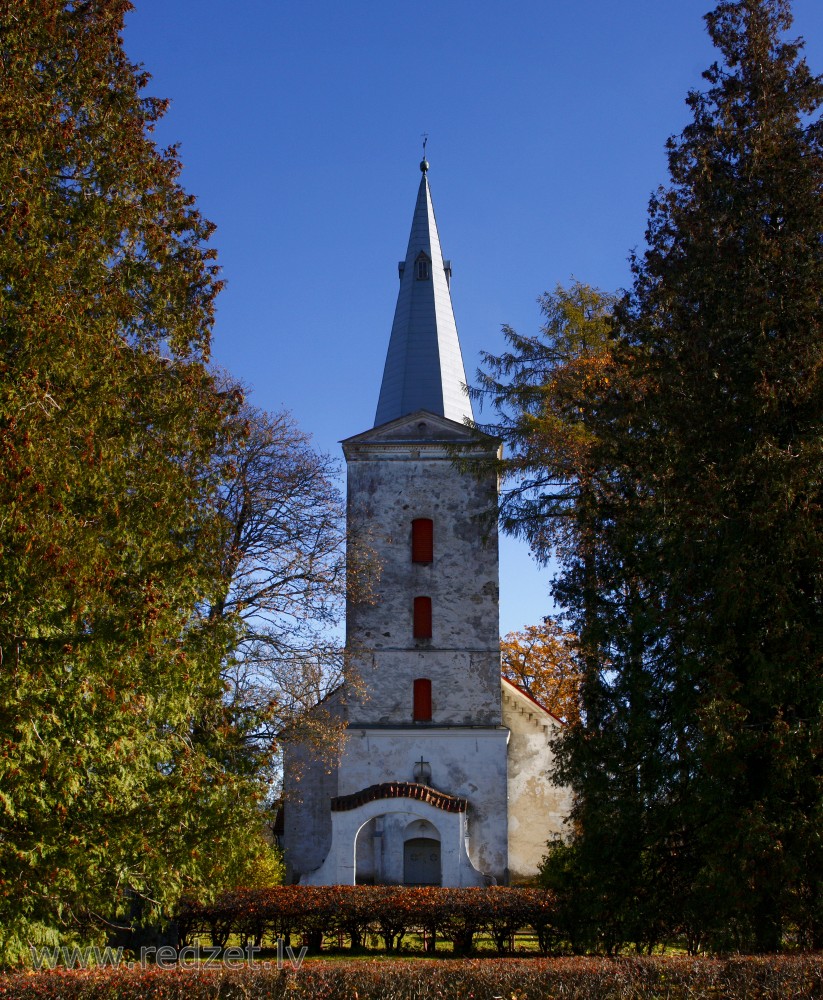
403,837 -> 441,886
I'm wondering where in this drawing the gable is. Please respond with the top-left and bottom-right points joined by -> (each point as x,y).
343,409 -> 497,448
501,675 -> 565,729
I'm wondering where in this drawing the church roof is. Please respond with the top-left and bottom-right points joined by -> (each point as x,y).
502,675 -> 565,727
374,162 -> 474,428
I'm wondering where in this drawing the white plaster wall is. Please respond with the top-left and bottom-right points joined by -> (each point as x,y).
503,685 -> 573,881
281,736 -> 339,883
352,651 -> 501,726
281,690 -> 345,883
285,414 -> 512,886
340,727 -> 509,881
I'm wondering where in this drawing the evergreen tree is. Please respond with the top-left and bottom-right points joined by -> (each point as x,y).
476,283 -> 644,952
554,0 -> 823,952
0,0 -> 272,962
613,0 -> 823,951
485,0 -> 823,953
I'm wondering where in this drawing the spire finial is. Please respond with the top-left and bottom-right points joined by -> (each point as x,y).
420,133 -> 429,173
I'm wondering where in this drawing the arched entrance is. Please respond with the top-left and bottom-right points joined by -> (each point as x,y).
302,782 -> 484,886
354,817 -> 380,884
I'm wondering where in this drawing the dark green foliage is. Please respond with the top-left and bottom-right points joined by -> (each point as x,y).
483,0 -> 822,953
599,0 -> 823,952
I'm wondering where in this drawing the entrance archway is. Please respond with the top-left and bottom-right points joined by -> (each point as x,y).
303,784 -> 483,887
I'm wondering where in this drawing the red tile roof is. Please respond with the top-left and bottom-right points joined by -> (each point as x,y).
331,782 -> 467,813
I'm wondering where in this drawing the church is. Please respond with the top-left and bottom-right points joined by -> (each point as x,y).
282,160 -> 570,886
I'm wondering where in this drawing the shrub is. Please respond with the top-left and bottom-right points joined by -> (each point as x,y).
178,885 -> 557,954
2,957 -> 822,1000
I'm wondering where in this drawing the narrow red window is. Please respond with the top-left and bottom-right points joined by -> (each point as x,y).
413,678 -> 432,722
412,518 -> 433,564
413,596 -> 432,639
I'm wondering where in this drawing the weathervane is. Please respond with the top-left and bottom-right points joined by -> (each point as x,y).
420,133 -> 429,173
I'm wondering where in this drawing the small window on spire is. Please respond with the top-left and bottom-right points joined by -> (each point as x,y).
416,252 -> 430,281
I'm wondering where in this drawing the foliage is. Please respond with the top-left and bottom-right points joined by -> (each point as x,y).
472,279 -> 617,761
475,281 -> 622,941
482,0 -> 823,955
501,617 -> 580,723
177,886 -> 558,956
2,956 -> 823,999
0,0 -> 275,963
211,403 -> 345,679
585,0 -> 823,953
207,399 -> 348,785
472,280 -> 617,563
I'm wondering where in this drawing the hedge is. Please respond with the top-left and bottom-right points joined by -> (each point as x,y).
2,956 -> 823,999
177,886 -> 558,953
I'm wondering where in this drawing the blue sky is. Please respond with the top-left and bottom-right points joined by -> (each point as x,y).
124,0 -> 823,636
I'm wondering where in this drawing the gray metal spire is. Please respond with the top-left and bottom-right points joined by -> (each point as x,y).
374,163 -> 474,427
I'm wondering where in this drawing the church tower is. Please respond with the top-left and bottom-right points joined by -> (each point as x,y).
338,159 -> 508,884
345,157 -> 503,736
283,161 -> 567,887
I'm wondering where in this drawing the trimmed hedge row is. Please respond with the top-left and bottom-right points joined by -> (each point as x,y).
178,886 -> 558,953
2,957 -> 823,1000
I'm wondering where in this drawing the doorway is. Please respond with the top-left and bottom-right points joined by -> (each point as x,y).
403,837 -> 441,886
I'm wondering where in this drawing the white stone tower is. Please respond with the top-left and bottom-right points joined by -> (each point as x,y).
283,162 -> 567,886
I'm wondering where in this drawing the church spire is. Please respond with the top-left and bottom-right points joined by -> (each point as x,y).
374,161 -> 474,428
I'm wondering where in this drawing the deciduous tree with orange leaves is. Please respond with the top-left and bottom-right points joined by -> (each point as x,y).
500,618 -> 580,724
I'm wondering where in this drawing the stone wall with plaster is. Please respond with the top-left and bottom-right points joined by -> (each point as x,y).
282,414 -> 577,887
284,680 -> 574,884
281,691 -> 344,883
343,413 -> 502,729
340,727 -> 509,880
302,797 -> 481,887
503,680 -> 573,881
